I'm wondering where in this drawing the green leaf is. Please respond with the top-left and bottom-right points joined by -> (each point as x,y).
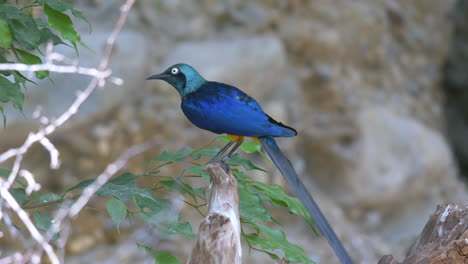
228,153 -> 266,171
249,180 -> 317,233
38,28 -> 67,46
0,18 -> 12,49
244,221 -> 315,264
185,165 -> 211,180
238,184 -> 274,223
33,211 -> 52,232
154,251 -> 181,264
240,141 -> 262,154
6,11 -> 41,50
159,180 -> 204,201
0,75 -> 24,110
0,168 -> 10,178
36,192 -> 61,203
218,135 -> 230,143
44,4 -> 79,52
160,220 -> 196,239
106,198 -> 127,233
0,106 -> 5,127
97,173 -> 143,200
133,192 -> 169,219
151,147 -> 193,163
63,179 -> 94,194
10,188 -> 29,205
137,244 -> 181,264
39,0 -> 91,32
190,148 -> 220,160
14,49 -> 48,79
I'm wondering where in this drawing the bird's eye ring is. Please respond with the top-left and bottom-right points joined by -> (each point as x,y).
171,67 -> 179,75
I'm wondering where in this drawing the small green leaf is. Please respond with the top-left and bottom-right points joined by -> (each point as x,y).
133,193 -> 169,219
228,153 -> 266,171
240,141 -> 262,154
38,28 -> 67,46
8,14 -> 41,50
0,18 -> 12,49
191,148 -> 220,160
36,192 -> 61,203
38,0 -> 91,32
0,168 -> 10,179
33,211 -> 52,232
151,147 -> 193,163
244,221 -> 315,264
218,135 -> 230,143
160,220 -> 195,239
97,173 -> 143,200
0,106 -> 5,127
137,244 -> 180,264
238,184 -> 274,222
14,49 -> 48,79
0,75 -> 24,110
44,4 -> 79,52
106,198 -> 127,233
249,180 -> 317,233
10,188 -> 29,205
185,166 -> 210,180
159,180 -> 204,201
155,251 -> 181,264
63,179 -> 94,194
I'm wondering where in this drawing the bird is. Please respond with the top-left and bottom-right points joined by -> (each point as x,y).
147,63 -> 353,264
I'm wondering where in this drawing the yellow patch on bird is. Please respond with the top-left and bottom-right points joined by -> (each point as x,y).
227,134 -> 245,142
251,137 -> 260,144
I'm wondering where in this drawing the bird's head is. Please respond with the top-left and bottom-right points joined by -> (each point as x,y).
146,63 -> 206,97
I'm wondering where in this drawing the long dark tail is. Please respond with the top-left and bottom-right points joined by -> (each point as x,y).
259,136 -> 353,264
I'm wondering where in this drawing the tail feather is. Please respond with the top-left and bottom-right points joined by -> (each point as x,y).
259,136 -> 353,264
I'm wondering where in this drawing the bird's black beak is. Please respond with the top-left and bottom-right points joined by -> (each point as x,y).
146,73 -> 170,80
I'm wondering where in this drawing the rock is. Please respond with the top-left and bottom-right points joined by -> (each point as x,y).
158,34 -> 287,100
443,0 -> 468,180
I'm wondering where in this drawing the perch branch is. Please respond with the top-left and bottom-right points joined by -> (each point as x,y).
188,161 -> 242,264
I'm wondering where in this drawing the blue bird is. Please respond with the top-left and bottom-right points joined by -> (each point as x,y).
147,63 -> 353,264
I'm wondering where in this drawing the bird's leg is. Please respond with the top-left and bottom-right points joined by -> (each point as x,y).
208,141 -> 235,163
222,139 -> 243,162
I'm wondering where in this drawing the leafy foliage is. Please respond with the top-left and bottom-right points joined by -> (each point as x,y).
0,0 -> 89,125
1,137 -> 316,263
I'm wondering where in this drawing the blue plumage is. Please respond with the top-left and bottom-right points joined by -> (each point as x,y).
182,82 -> 297,137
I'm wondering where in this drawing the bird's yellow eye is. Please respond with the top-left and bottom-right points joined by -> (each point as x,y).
171,67 -> 179,75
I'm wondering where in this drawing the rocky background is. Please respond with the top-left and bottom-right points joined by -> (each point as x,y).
1,0 -> 468,263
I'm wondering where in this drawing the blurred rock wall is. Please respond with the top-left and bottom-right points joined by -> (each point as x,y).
1,0 -> 467,263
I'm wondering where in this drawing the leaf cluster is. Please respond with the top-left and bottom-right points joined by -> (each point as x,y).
1,137 -> 316,263
0,0 -> 89,125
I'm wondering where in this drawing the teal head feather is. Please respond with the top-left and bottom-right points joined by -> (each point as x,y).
147,63 -> 207,97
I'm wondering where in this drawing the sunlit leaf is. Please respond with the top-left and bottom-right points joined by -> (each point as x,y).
44,4 -> 79,52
